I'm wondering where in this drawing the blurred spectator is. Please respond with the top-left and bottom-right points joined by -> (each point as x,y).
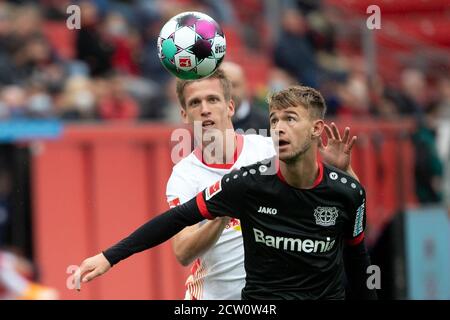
104,11 -> 141,75
394,68 -> 428,116
0,169 -> 11,246
76,1 -> 115,76
230,0 -> 266,49
374,93 -> 402,120
201,0 -> 236,24
41,0 -> 71,21
221,61 -> 269,134
13,35 -> 59,84
97,73 -> 139,121
6,5 -> 54,85
0,248 -> 58,300
0,2 -> 13,51
8,5 -> 44,56
162,76 -> 182,124
0,86 -> 28,119
412,103 -> 444,204
267,67 -> 297,93
435,76 -> 450,118
137,5 -> 170,85
26,82 -> 55,118
57,76 -> 97,121
274,9 -> 319,87
335,73 -> 370,118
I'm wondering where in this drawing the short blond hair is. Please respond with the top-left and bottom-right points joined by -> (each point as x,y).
176,69 -> 231,109
268,86 -> 327,119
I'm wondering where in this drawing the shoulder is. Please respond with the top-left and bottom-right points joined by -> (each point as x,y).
169,152 -> 198,177
243,134 -> 275,155
322,164 -> 365,204
243,134 -> 272,145
166,153 -> 198,190
224,156 -> 277,185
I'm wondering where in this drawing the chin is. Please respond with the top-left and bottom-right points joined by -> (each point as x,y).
278,151 -> 294,162
278,148 -> 305,163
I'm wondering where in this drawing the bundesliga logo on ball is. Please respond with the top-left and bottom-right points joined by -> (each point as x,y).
157,11 -> 226,80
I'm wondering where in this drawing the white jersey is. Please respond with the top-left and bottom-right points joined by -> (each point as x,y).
166,134 -> 276,300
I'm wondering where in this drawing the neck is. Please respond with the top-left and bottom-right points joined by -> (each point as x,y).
201,128 -> 237,165
279,147 -> 320,189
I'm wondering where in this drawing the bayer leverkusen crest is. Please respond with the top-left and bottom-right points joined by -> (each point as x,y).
314,207 -> 339,226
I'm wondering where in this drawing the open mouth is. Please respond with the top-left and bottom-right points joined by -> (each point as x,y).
278,139 -> 290,147
202,120 -> 215,128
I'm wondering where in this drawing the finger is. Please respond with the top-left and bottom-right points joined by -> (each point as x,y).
318,135 -> 324,149
331,122 -> 342,141
324,124 -> 333,140
78,261 -> 92,279
82,269 -> 100,283
342,127 -> 350,144
73,268 -> 82,291
346,136 -> 357,153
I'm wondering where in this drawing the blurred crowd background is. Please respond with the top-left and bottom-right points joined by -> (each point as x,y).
0,0 -> 447,123
0,0 -> 449,300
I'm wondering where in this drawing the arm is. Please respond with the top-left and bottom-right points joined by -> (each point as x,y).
172,218 -> 230,266
77,196 -> 206,284
343,239 -> 377,300
169,172 -> 244,266
167,175 -> 231,266
77,174 -> 245,285
343,187 -> 377,299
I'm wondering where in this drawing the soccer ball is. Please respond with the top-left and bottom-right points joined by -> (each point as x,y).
157,11 -> 226,80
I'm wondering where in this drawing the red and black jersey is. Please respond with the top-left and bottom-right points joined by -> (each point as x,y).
195,157 -> 367,299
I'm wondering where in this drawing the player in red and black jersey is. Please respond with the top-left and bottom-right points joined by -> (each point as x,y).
76,86 -> 376,300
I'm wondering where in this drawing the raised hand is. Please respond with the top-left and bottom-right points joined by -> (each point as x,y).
318,122 -> 357,172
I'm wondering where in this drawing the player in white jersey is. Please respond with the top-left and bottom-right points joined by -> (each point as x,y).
167,134 -> 275,299
166,66 -> 357,300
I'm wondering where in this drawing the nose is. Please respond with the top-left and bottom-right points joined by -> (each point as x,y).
200,100 -> 211,117
272,121 -> 286,137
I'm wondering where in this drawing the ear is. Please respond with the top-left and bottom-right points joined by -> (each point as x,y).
227,99 -> 235,118
180,107 -> 189,124
311,119 -> 324,139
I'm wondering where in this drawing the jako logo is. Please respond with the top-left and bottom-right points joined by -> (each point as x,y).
257,206 -> 277,215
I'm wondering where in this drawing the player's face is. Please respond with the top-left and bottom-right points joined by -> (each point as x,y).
269,105 -> 323,162
181,78 -> 235,135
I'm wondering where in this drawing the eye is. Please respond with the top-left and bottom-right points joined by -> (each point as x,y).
270,118 -> 278,126
287,116 -> 296,123
209,97 -> 219,103
189,100 -> 200,107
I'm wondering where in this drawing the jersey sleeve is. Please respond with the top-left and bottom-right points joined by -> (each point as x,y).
195,170 -> 247,220
166,168 -> 198,208
103,196 -> 204,266
344,186 -> 367,246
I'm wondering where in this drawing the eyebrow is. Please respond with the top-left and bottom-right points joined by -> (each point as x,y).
284,110 -> 299,116
187,97 -> 200,105
187,94 -> 221,105
269,110 -> 299,118
207,94 -> 220,99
